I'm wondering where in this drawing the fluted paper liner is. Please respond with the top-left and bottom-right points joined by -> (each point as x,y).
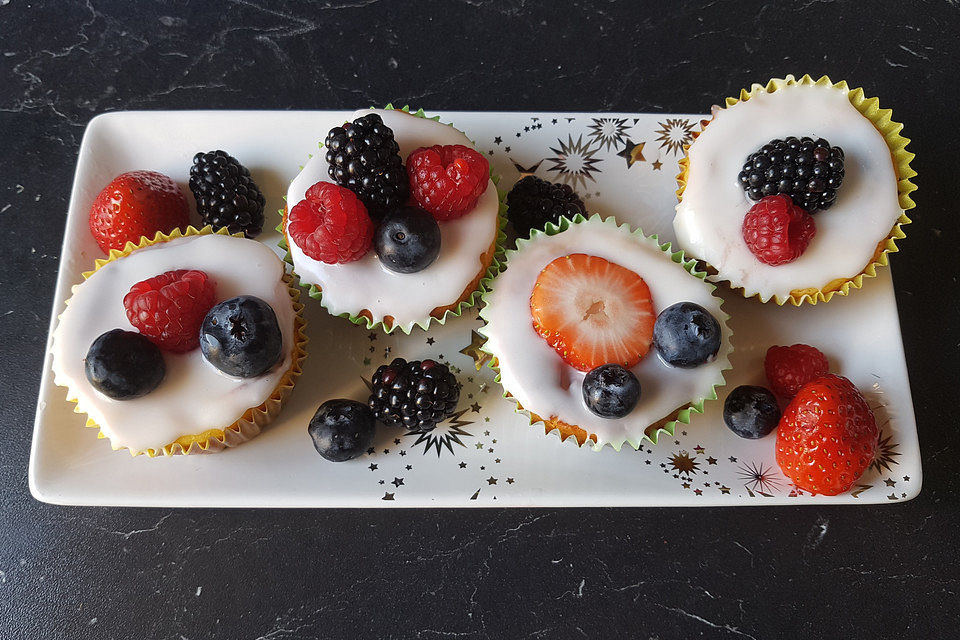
54,225 -> 308,457
278,104 -> 507,334
675,74 -> 916,306
478,214 -> 733,452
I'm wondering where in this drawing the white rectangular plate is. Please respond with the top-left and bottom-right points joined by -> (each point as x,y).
30,111 -> 921,507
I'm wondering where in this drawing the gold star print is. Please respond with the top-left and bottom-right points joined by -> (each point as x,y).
651,160 -> 663,170
512,160 -> 542,179
668,451 -> 700,477
719,486 -> 731,494
460,330 -> 491,370
616,140 -> 645,168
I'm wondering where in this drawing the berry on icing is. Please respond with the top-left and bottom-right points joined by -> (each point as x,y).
287,181 -> 374,264
123,269 -> 217,352
530,253 -> 655,372
741,195 -> 816,266
407,144 -> 489,221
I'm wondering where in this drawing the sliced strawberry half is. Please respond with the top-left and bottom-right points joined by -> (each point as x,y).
530,253 -> 655,372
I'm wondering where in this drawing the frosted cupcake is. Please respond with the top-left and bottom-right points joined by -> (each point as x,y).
51,227 -> 306,457
674,75 -> 916,305
283,107 -> 504,333
480,215 -> 732,451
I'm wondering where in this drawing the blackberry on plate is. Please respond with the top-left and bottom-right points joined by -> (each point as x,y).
189,150 -> 266,237
737,136 -> 845,212
325,113 -> 409,218
506,175 -> 586,238
368,358 -> 460,432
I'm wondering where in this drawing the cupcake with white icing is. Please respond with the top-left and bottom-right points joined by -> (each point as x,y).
674,74 -> 916,305
51,226 -> 306,457
480,215 -> 732,451
282,106 -> 505,334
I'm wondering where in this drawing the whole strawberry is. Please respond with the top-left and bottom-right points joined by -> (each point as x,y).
776,374 -> 878,495
741,194 -> 816,266
765,343 -> 829,399
407,144 -> 489,221
89,171 -> 190,253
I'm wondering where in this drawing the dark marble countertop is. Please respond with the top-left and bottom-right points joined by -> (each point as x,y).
2,1 -> 958,638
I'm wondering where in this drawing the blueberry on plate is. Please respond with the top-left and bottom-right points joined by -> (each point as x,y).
84,329 -> 165,400
308,399 -> 377,462
723,385 -> 781,439
582,364 -> 641,419
199,295 -> 283,378
374,206 -> 441,273
653,301 -> 722,368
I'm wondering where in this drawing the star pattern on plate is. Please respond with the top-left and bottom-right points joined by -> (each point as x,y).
460,330 -> 491,370
546,134 -> 602,189
586,117 -> 631,151
737,461 -> 783,497
616,140 -> 645,168
653,118 -> 696,155
404,409 -> 475,457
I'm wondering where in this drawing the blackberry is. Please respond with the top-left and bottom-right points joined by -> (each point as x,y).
506,175 -> 586,238
368,358 -> 461,432
189,150 -> 266,237
737,136 -> 845,212
324,113 -> 409,218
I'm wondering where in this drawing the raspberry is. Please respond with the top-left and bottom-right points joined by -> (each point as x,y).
741,194 -> 816,266
407,144 -> 489,221
123,270 -> 217,352
287,181 -> 374,264
765,343 -> 830,399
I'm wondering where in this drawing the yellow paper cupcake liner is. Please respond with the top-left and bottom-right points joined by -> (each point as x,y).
478,214 -> 733,452
675,74 -> 916,306
56,225 -> 308,457
278,104 -> 508,334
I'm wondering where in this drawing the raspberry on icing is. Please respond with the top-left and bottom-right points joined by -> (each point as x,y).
287,181 -> 374,264
741,194 -> 816,266
123,269 -> 217,353
407,144 -> 489,221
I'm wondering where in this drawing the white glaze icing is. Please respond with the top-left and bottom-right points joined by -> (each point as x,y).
480,218 -> 731,450
286,109 -> 499,332
51,234 -> 296,453
673,84 -> 902,303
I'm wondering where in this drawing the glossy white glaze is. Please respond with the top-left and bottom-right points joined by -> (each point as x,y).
286,109 -> 499,332
51,234 -> 295,453
481,218 -> 731,449
674,84 -> 901,303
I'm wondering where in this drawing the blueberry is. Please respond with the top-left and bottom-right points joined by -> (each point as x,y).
84,329 -> 165,400
374,206 -> 441,273
199,295 -> 283,378
653,302 -> 722,368
582,364 -> 640,418
308,399 -> 377,462
723,385 -> 781,439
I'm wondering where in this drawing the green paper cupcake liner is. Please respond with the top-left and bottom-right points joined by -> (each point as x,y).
676,74 -> 916,306
478,213 -> 733,452
278,104 -> 507,334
